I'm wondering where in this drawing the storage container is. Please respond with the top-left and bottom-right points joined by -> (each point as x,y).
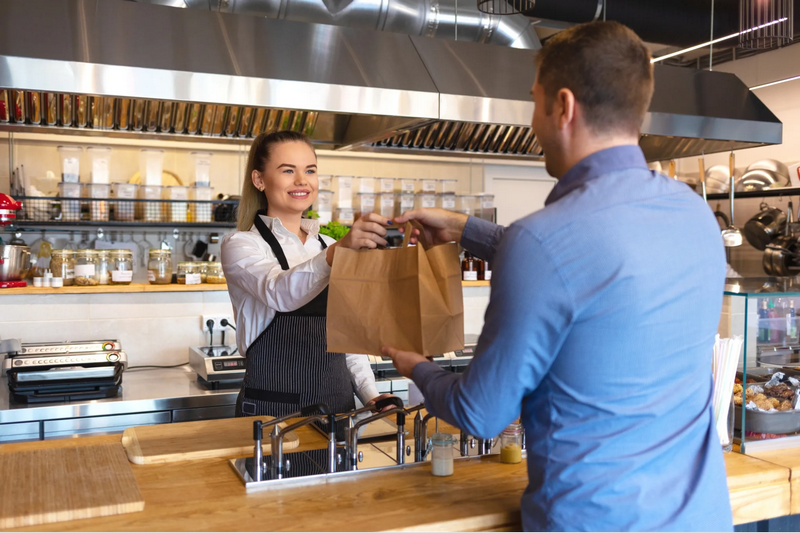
334,208 -> 354,226
456,194 -> 479,217
139,149 -> 165,186
148,249 -> 172,284
376,178 -> 395,193
87,147 -> 111,184
96,250 -> 110,285
138,185 -> 163,222
355,177 -> 375,194
206,262 -> 226,284
314,190 -> 334,225
162,185 -> 189,223
415,193 -> 437,210
318,174 -> 333,190
396,178 -> 416,194
82,183 -> 110,222
378,193 -> 395,219
58,182 -> 82,222
440,179 -> 457,194
333,176 -> 353,208
74,249 -> 99,286
50,249 -> 75,286
397,193 -> 415,217
430,433 -> 454,477
437,193 -> 457,211
111,183 -> 138,222
479,193 -> 495,222
189,151 -> 212,187
197,262 -> 208,283
57,146 -> 81,183
109,249 -> 134,285
420,179 -> 438,194
177,261 -> 201,285
356,192 -> 376,220
189,186 -> 213,223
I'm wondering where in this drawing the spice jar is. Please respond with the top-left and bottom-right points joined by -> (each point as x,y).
75,249 -> 99,286
462,252 -> 479,281
109,249 -> 134,285
177,261 -> 201,285
50,249 -> 75,286
148,249 -> 172,284
500,423 -> 523,464
96,250 -> 110,285
206,262 -> 226,284
430,433 -> 454,477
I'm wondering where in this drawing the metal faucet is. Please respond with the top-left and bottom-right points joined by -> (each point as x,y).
270,411 -> 336,479
413,410 -> 436,462
345,397 -> 406,471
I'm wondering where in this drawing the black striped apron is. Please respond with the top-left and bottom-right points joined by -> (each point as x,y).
235,215 -> 356,424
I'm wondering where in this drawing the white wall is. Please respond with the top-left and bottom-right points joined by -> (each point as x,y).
483,163 -> 556,226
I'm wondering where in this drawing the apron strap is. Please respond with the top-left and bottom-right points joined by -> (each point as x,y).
253,211 -> 327,271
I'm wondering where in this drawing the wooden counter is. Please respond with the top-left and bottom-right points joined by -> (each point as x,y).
0,283 -> 228,295
0,426 -> 793,531
750,448 -> 800,516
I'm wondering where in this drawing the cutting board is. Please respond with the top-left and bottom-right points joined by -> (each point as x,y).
0,443 -> 144,529
122,416 -> 300,465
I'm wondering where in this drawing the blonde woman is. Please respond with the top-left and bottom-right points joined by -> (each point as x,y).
221,131 -> 394,427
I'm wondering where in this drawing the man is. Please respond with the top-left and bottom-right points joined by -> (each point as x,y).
384,21 -> 732,532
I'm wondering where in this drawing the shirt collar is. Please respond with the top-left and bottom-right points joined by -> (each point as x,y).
545,145 -> 649,206
252,215 -> 321,238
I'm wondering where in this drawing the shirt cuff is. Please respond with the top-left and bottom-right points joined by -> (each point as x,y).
310,248 -> 332,277
411,360 -> 444,390
460,216 -> 503,262
357,383 -> 380,405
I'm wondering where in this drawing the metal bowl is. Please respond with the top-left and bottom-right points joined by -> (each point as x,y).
0,245 -> 31,281
737,159 -> 790,191
705,165 -> 731,193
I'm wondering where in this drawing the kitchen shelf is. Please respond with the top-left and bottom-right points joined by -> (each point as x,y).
9,221 -> 236,229
0,283 -> 228,295
462,280 -> 490,287
706,187 -> 800,201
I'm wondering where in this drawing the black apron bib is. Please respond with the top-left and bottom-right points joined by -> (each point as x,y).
235,215 -> 356,422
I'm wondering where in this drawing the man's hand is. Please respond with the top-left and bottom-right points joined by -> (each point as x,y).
366,393 -> 399,413
393,208 -> 468,246
326,213 -> 391,266
381,346 -> 430,379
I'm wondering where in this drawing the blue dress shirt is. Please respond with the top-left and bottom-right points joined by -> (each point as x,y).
413,145 -> 732,532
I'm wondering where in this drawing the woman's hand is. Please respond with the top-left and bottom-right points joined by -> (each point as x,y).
326,213 -> 392,266
366,393 -> 399,413
394,208 -> 468,246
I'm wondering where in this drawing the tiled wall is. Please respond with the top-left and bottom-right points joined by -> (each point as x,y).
0,287 -> 491,367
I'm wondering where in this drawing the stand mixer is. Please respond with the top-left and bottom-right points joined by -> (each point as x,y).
0,193 -> 28,288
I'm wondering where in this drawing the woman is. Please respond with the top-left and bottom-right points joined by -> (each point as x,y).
221,131 -> 393,422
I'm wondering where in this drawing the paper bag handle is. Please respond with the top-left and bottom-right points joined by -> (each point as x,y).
401,220 -> 429,249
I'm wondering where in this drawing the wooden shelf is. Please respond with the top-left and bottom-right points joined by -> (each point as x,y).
462,280 -> 490,287
0,283 -> 228,295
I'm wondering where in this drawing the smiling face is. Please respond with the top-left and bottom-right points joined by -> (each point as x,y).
251,141 -> 318,219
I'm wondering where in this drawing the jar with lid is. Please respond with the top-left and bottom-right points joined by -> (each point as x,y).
148,249 -> 172,284
430,433 -> 454,476
50,249 -> 75,286
177,261 -> 201,285
197,261 -> 208,283
109,249 -> 134,285
462,252 -> 479,281
500,423 -> 523,464
96,250 -> 110,285
75,249 -> 99,286
206,262 -> 226,284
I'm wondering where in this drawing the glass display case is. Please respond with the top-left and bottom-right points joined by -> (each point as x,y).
724,277 -> 800,453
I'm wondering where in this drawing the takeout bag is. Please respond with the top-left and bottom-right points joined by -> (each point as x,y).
326,221 -> 464,356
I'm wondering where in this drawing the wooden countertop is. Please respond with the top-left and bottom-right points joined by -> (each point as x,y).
0,425 -> 792,531
0,283 -> 228,295
749,448 -> 800,515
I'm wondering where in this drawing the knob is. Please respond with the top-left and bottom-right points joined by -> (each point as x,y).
358,451 -> 364,463
336,453 -> 343,465
13,360 -> 22,366
470,438 -> 476,449
107,353 -> 120,362
406,446 -> 412,457
284,459 -> 291,473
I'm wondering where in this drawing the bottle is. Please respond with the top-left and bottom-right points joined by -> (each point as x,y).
768,299 -> 778,344
758,300 -> 769,343
790,300 -> 798,344
483,260 -> 492,281
780,299 -> 789,346
461,252 -> 478,281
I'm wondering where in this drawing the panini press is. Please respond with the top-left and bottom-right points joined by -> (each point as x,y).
1,339 -> 127,403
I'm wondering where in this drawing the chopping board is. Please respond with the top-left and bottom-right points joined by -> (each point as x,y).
0,443 -> 144,529
122,416 -> 300,465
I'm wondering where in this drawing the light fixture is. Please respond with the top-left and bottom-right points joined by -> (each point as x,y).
476,0 -> 534,15
651,17 -> 788,63
740,0 -> 793,49
750,74 -> 800,90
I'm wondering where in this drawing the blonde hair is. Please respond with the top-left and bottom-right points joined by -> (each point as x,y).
237,131 -> 316,231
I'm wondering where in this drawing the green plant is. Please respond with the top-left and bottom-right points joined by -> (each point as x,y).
319,221 -> 350,241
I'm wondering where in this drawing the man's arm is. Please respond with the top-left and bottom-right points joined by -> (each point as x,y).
460,216 -> 506,263
411,225 -> 575,438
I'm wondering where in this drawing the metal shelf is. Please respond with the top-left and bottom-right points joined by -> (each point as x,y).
6,221 -> 236,230
706,187 -> 800,200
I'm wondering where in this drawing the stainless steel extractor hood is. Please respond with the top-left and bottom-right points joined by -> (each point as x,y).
0,0 -> 783,162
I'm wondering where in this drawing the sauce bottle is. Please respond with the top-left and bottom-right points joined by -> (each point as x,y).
462,252 -> 478,281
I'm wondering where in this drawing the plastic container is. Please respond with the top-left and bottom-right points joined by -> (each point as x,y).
139,149 -> 165,186
162,185 -> 189,223
376,178 -> 395,193
58,182 -> 82,222
74,249 -> 99,286
397,178 -> 416,194
318,175 -> 333,190
378,193 -> 395,219
82,183 -> 110,221
500,423 -> 523,464
333,176 -> 353,209
456,194 -> 479,217
189,186 -> 213,223
206,262 -> 226,284
96,250 -> 110,285
58,146 -> 82,183
138,185 -> 163,222
177,261 -> 201,285
438,193 -> 456,211
479,194 -> 495,222
335,208 -> 354,226
109,249 -> 134,285
148,249 -> 172,284
440,179 -> 457,194
50,249 -> 75,286
356,192 -> 376,220
189,151 -> 212,187
397,193 -> 415,217
111,183 -> 138,222
415,193 -> 437,210
430,433 -> 454,477
420,179 -> 438,194
314,190 -> 334,225
87,147 -> 111,184
355,177 -> 375,194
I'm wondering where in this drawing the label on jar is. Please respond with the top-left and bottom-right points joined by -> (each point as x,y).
422,197 -> 436,209
422,180 -> 436,192
148,270 -> 156,282
484,270 -> 492,281
482,199 -> 493,209
380,179 -> 395,192
401,180 -> 415,192
65,268 -> 75,280
185,273 -> 201,285
381,195 -> 394,207
75,264 -> 95,277
400,195 -> 415,210
442,196 -> 456,209
463,271 -> 478,281
360,196 -> 375,208
111,270 -> 133,282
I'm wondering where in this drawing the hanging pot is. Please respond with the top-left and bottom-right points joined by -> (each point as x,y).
744,203 -> 786,251
763,235 -> 800,276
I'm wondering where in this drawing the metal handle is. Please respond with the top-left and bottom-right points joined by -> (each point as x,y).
729,151 -> 736,225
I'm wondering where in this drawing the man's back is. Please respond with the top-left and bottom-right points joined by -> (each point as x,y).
513,146 -> 731,530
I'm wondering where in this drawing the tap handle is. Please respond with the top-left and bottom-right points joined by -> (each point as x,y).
300,402 -> 332,416
376,397 -> 404,411
253,420 -> 262,441
396,411 -> 406,427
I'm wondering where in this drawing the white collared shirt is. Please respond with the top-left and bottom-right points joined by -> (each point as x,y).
221,215 -> 379,404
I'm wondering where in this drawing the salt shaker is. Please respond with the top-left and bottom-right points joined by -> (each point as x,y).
430,433 -> 454,477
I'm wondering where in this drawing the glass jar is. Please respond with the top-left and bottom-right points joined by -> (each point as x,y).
74,249 -> 99,286
197,261 -> 208,283
96,250 -> 110,285
177,261 -> 201,285
430,433 -> 454,477
206,262 -> 226,284
148,249 -> 172,284
109,249 -> 134,285
500,423 -> 523,464
50,249 -> 75,286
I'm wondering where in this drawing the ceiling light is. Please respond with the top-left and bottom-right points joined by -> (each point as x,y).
740,0 -> 794,49
750,74 -> 800,90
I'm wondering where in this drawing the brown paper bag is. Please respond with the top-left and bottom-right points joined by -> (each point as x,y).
326,221 -> 464,356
